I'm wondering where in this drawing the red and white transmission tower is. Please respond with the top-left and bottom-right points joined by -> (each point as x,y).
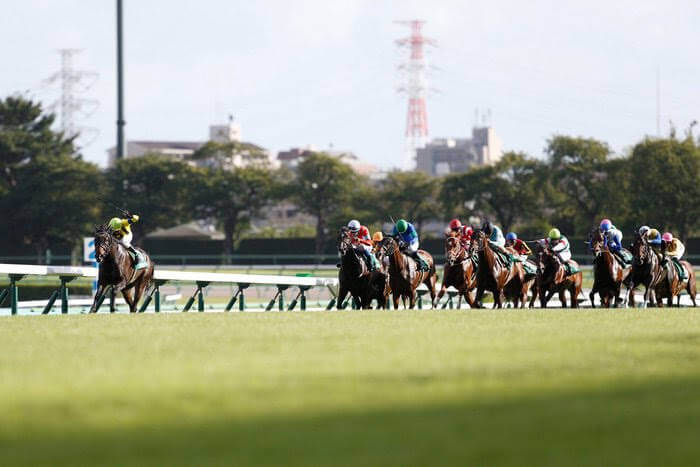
395,20 -> 436,170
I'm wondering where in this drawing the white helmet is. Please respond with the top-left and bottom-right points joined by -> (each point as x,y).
347,219 -> 360,232
638,225 -> 650,236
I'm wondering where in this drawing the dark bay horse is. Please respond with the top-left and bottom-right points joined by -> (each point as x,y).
376,237 -> 437,309
588,228 -> 630,308
434,234 -> 476,308
533,242 -> 582,308
470,230 -> 522,309
626,233 -> 663,308
336,227 -> 372,309
88,224 -> 154,313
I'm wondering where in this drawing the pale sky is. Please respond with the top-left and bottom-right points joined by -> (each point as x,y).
2,0 -> 698,168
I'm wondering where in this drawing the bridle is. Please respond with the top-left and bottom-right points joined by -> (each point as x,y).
94,229 -> 114,263
445,236 -> 465,266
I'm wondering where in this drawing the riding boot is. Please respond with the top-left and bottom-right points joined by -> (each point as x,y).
411,252 -> 428,271
129,246 -> 148,270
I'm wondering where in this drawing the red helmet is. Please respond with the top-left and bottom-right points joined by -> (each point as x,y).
449,219 -> 462,230
462,225 -> 473,235
358,225 -> 369,238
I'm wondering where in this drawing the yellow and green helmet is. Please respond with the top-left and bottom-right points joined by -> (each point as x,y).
548,228 -> 561,240
109,217 -> 122,231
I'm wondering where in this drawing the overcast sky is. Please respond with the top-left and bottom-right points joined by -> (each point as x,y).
2,0 -> 698,168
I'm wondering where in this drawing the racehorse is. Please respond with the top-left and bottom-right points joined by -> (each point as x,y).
470,229 -> 522,309
626,233 -> 663,308
88,224 -> 154,313
336,227 -> 372,309
654,242 -> 697,308
376,236 -> 437,309
533,242 -> 582,308
434,234 -> 476,308
588,228 -> 630,308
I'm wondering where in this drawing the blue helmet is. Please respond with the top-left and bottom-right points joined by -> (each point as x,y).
506,232 -> 517,241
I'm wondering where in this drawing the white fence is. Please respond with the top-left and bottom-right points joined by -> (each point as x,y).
0,264 -> 340,315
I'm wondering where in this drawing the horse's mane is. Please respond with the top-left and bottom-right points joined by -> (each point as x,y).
95,224 -> 114,236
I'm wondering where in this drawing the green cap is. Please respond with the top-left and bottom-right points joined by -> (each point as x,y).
397,219 -> 408,233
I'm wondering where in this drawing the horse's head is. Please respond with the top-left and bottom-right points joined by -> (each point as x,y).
94,224 -> 115,263
631,233 -> 649,264
377,236 -> 397,260
445,235 -> 464,265
588,227 -> 605,256
470,229 -> 487,252
337,227 -> 352,255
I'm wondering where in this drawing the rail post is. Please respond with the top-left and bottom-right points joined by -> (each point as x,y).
0,289 -> 8,307
197,281 -> 210,312
59,276 -> 77,314
9,274 -> 25,316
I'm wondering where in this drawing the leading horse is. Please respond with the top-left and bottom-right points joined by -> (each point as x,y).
376,236 -> 437,309
434,234 -> 476,308
533,242 -> 582,308
88,224 -> 154,313
626,233 -> 663,308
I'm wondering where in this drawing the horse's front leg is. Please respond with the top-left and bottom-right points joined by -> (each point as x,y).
434,284 -> 446,308
122,288 -> 136,313
88,284 -> 108,314
474,285 -> 485,309
409,289 -> 417,309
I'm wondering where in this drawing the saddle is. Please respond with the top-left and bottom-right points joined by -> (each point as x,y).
665,258 -> 689,282
489,246 -> 515,269
522,260 -> 537,276
415,251 -> 430,272
563,260 -> 580,276
612,248 -> 633,269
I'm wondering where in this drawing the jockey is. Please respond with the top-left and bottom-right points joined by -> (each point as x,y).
447,218 -> 462,236
108,214 -> 147,270
541,228 -> 572,264
663,232 -> 687,281
646,228 -> 664,261
371,231 -> 383,247
392,219 -> 428,271
638,225 -> 650,238
460,225 -> 474,248
599,218 -> 630,265
505,232 -> 532,262
347,219 -> 378,271
481,221 -> 506,251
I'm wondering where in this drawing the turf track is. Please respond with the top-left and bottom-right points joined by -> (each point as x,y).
2,309 -> 700,466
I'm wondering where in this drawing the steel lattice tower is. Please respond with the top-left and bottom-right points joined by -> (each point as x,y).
395,20 -> 435,170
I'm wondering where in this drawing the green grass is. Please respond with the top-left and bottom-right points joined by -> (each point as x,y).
2,310 -> 700,466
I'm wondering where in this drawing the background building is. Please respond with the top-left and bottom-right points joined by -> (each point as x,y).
416,126 -> 502,176
277,146 -> 378,177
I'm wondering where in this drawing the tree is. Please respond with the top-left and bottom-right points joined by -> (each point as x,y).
439,152 -> 544,232
290,153 -> 358,255
545,136 -> 621,234
1,154 -> 103,262
191,166 -> 276,258
378,171 -> 440,233
0,96 -> 74,191
627,135 -> 700,240
105,154 -> 197,240
190,140 -> 270,170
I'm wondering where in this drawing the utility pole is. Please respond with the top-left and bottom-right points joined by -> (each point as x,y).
116,0 -> 125,159
395,20 -> 436,170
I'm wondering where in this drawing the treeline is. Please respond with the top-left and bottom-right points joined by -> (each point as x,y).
1,96 -> 699,262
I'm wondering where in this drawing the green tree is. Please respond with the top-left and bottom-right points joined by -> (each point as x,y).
0,96 -> 74,191
290,153 -> 358,255
191,167 -> 276,258
1,154 -> 103,262
439,152 -> 544,232
105,154 -> 196,240
627,135 -> 700,240
378,171 -> 440,232
190,140 -> 270,170
545,136 -> 622,234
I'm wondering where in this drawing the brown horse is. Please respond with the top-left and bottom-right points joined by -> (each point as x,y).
434,234 -> 476,308
336,227 -> 373,309
89,224 -> 154,313
376,237 -> 437,309
626,233 -> 663,308
588,228 -> 630,308
654,243 -> 697,307
470,230 -> 521,309
533,242 -> 582,308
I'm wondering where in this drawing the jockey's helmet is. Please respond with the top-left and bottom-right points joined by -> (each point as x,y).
372,231 -> 383,243
358,226 -> 369,238
462,225 -> 473,235
347,219 -> 360,232
481,221 -> 492,234
648,228 -> 660,240
109,217 -> 122,231
548,228 -> 561,240
397,219 -> 408,233
662,232 -> 673,242
638,225 -> 650,236
506,232 -> 517,241
599,219 -> 612,231
448,218 -> 462,230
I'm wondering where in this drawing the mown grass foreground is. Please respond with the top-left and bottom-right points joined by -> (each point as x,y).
2,310 -> 700,466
